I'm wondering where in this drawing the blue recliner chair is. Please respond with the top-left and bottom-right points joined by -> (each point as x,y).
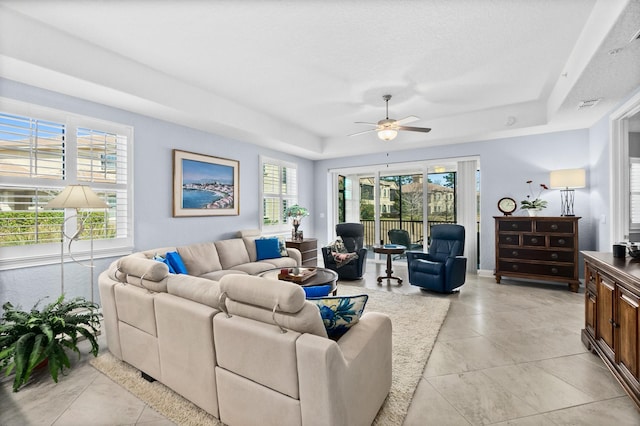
406,224 -> 467,293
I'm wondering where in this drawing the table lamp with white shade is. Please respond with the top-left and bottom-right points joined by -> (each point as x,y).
549,168 -> 586,217
45,185 -> 109,302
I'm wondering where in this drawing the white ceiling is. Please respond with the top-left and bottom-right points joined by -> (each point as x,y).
1,0 -> 639,160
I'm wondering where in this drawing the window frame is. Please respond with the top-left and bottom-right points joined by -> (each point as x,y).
0,98 -> 134,270
630,157 -> 640,230
260,155 -> 298,234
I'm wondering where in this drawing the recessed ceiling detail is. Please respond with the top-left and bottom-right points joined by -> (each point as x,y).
0,0 -> 638,160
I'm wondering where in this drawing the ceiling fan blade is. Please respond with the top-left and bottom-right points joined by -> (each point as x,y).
398,125 -> 432,133
348,129 -> 377,137
354,121 -> 378,126
395,116 -> 420,125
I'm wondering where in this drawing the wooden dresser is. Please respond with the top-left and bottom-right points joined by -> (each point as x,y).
494,216 -> 580,292
285,238 -> 318,267
582,251 -> 640,408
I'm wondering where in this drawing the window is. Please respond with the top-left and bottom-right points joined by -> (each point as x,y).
631,158 -> 640,230
0,99 -> 133,269
260,156 -> 298,233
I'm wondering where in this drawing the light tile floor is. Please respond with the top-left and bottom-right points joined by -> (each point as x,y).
2,261 -> 640,425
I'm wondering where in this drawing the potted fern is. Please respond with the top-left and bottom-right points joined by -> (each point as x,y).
0,295 -> 101,392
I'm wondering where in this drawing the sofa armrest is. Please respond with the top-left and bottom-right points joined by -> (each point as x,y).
297,312 -> 392,426
286,247 -> 302,265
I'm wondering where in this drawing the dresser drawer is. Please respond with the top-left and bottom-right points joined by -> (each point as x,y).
550,236 -> 574,248
499,248 -> 574,262
536,221 -> 574,233
498,234 -> 520,245
499,220 -> 532,232
498,261 -> 575,278
523,234 -> 545,247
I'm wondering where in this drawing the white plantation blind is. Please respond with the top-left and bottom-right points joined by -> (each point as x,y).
0,113 -> 66,180
261,156 -> 298,231
631,158 -> 640,229
0,99 -> 133,269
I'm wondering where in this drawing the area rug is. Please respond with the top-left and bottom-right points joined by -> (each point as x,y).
90,286 -> 450,426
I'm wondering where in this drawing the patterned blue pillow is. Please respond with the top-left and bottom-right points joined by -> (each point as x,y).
309,294 -> 368,338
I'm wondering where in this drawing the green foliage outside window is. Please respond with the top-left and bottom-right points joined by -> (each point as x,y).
0,211 -> 114,247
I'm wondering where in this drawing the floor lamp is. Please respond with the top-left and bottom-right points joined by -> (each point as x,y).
549,169 -> 586,216
45,185 -> 109,302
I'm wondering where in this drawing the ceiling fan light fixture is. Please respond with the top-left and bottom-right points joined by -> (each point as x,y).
378,128 -> 398,141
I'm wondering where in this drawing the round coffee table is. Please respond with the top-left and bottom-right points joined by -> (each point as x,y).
257,267 -> 338,295
373,244 -> 406,285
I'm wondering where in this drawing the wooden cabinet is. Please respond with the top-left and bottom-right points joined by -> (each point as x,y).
582,251 -> 640,408
494,216 -> 580,292
285,238 -> 317,267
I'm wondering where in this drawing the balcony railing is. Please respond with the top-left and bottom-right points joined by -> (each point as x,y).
358,219 -> 480,267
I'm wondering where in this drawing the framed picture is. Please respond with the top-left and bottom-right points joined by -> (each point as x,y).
173,149 -> 239,217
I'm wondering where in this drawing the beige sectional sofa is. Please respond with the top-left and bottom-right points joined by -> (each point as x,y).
98,230 -> 392,426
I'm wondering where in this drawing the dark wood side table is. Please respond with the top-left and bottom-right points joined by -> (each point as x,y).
285,238 -> 318,267
373,244 -> 406,285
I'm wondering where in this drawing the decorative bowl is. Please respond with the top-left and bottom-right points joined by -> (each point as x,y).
628,244 -> 640,258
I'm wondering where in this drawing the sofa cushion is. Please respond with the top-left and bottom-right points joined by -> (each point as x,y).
215,239 -> 251,269
261,257 -> 298,269
166,274 -> 222,308
255,238 -> 282,261
200,269 -> 248,281
308,294 -> 368,338
229,262 -> 277,275
237,229 -> 261,238
177,242 -> 222,276
166,251 -> 188,274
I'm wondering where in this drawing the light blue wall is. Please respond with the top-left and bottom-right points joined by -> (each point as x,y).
312,129 -> 595,273
0,79 -> 315,309
588,113 -> 611,251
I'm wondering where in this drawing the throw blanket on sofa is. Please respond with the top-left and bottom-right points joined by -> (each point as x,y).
329,237 -> 359,268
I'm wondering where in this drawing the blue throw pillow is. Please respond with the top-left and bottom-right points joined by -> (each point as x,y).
255,238 -> 282,261
153,254 -> 176,274
165,251 -> 188,274
303,284 -> 333,298
308,294 -> 368,338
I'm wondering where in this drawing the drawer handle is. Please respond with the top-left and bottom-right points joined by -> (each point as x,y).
511,223 -> 518,229
551,267 -> 558,274
531,237 -> 538,244
550,253 -> 559,260
558,239 -> 566,245
512,251 -> 518,257
505,237 -> 513,243
551,224 -> 558,230
511,264 -> 519,271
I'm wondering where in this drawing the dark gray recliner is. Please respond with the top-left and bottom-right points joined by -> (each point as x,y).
322,223 -> 368,280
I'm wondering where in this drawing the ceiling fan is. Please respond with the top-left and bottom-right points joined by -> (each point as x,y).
349,94 -> 431,141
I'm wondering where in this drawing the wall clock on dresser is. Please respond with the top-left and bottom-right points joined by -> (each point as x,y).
494,216 -> 580,292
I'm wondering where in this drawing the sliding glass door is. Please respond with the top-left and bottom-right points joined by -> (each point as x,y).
331,158 -> 480,269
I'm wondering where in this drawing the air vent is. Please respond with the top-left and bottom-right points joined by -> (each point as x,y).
578,98 -> 602,109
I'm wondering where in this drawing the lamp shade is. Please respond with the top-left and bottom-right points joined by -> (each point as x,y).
549,168 -> 586,189
377,128 -> 398,141
45,185 -> 109,209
